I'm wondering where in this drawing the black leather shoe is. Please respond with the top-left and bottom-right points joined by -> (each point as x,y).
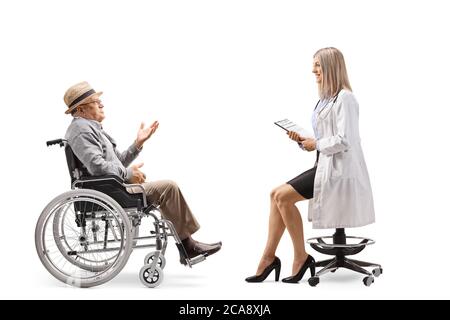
282,255 -> 315,283
245,257 -> 281,283
185,241 -> 222,259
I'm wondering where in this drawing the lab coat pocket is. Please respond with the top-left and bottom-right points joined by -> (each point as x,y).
330,151 -> 348,179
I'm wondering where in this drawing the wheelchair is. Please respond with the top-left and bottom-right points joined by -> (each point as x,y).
35,139 -> 207,288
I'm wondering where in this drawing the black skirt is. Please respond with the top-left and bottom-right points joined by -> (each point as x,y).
287,166 -> 317,199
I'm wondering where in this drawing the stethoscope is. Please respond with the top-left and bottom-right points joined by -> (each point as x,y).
314,93 -> 339,111
313,93 -> 339,164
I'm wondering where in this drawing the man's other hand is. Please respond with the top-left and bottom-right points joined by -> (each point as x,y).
130,163 -> 146,184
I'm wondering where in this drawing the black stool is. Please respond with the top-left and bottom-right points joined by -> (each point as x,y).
307,228 -> 382,286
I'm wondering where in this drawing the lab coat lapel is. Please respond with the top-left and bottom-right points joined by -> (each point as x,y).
317,100 -> 334,119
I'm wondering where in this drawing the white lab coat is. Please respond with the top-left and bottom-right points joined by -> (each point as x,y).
308,90 -> 375,229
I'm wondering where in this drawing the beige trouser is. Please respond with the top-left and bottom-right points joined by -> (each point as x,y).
130,180 -> 200,240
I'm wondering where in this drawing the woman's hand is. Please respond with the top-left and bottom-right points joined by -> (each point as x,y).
136,121 -> 159,149
301,138 -> 316,152
287,131 -> 305,143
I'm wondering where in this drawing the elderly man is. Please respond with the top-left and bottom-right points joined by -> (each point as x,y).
63,81 -> 221,263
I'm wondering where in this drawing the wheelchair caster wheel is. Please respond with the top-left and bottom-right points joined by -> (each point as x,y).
139,265 -> 164,288
372,267 -> 382,277
308,277 -> 320,287
363,276 -> 374,287
144,251 -> 166,269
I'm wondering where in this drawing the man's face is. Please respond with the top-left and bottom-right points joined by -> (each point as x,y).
78,98 -> 105,122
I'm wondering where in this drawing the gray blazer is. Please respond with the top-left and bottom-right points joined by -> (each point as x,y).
65,117 -> 141,181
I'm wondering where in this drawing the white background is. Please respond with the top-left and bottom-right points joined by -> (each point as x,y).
1,0 -> 449,300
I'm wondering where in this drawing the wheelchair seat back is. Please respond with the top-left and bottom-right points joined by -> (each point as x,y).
65,145 -> 89,184
65,144 -> 144,209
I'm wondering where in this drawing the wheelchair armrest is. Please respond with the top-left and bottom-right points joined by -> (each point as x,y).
74,175 -> 124,185
74,176 -> 146,196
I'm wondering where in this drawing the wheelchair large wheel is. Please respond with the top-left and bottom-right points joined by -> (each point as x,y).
52,200 -> 120,273
35,189 -> 133,288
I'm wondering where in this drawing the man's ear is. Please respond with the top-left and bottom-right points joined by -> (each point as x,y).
72,106 -> 82,117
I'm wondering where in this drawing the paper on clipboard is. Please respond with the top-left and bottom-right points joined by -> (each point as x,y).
274,119 -> 314,138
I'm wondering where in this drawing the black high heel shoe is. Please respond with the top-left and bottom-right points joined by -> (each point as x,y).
282,255 -> 315,283
245,257 -> 281,283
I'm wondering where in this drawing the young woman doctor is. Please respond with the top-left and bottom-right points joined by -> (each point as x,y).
246,47 -> 375,283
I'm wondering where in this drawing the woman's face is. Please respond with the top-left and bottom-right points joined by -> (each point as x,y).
312,57 -> 322,84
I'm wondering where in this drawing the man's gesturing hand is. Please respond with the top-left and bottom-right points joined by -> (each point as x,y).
129,163 -> 146,184
136,121 -> 159,149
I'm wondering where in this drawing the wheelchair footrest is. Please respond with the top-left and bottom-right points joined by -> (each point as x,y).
176,243 -> 190,266
176,242 -> 207,267
189,255 -> 206,266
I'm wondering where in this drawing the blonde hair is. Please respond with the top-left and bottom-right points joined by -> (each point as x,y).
314,47 -> 352,99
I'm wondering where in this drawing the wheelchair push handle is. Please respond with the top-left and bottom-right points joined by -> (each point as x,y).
46,139 -> 67,147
